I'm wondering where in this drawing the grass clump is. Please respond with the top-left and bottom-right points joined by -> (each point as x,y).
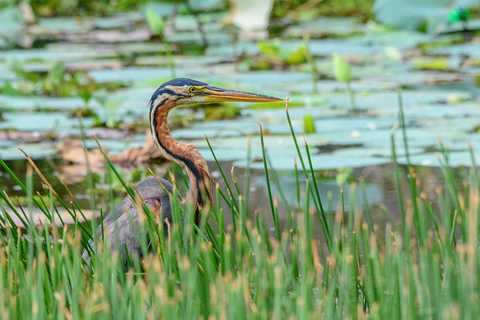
0,99 -> 480,319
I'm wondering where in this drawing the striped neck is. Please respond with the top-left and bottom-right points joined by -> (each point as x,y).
149,97 -> 212,219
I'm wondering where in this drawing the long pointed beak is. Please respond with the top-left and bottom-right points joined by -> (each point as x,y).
203,85 -> 283,103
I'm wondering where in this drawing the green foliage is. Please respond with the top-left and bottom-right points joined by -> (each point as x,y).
93,89 -> 124,128
271,0 -> 374,20
302,114 -> 316,133
332,53 -> 352,83
3,0 -> 143,17
0,61 -> 123,98
145,8 -> 165,36
1,103 -> 480,318
204,103 -> 241,121
473,73 -> 480,87
412,59 -> 449,70
374,0 -> 477,33
257,40 -> 307,65
448,7 -> 471,23
332,53 -> 357,113
335,167 -> 353,185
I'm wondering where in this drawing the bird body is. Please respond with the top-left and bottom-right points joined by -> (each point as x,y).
84,78 -> 281,266
82,177 -> 180,265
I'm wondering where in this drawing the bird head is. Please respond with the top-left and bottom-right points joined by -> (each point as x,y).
150,78 -> 283,107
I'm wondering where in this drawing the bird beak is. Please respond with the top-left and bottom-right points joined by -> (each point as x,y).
203,85 -> 283,103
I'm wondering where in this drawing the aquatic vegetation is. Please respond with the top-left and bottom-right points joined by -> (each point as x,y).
0,1 -> 480,316
1,104 -> 479,318
1,61 -> 123,98
332,53 -> 356,114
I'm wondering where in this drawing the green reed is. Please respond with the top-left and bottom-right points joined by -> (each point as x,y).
0,97 -> 479,319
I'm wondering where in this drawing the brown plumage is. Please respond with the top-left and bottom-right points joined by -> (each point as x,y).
83,78 -> 282,267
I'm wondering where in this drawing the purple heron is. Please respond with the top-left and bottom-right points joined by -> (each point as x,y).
83,78 -> 281,266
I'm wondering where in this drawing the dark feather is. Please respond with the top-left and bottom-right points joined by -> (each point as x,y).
82,176 -> 181,267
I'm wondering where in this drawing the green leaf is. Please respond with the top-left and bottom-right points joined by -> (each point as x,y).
258,40 -> 307,65
333,53 -> 352,84
448,7 -> 470,24
145,8 -> 165,36
303,114 -> 316,133
286,43 -> 307,65
258,41 -> 283,61
412,59 -> 448,70
336,167 -> 353,185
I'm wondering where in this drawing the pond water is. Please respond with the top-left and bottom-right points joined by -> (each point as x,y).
0,3 -> 479,236
1,155 -> 472,247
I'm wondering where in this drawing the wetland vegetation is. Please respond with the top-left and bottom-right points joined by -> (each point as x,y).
1,0 -> 480,318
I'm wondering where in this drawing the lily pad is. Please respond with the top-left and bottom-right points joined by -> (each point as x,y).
284,17 -> 363,37
430,43 -> 480,58
325,89 -> 472,111
376,71 -> 464,86
0,112 -> 95,133
94,12 -> 144,29
397,151 -> 480,167
234,147 -> 391,171
0,47 -> 115,62
37,17 -> 94,33
225,71 -> 312,88
0,95 -> 88,111
166,31 -> 231,45
183,134 -> 329,164
289,80 -> 397,94
89,67 -> 174,83
0,7 -> 24,34
0,143 -> 56,160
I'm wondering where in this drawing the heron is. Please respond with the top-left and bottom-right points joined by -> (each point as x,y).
83,78 -> 281,266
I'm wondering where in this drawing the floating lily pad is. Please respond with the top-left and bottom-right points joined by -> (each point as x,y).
84,138 -> 144,154
289,80 -> 397,94
323,128 -> 439,150
205,41 -> 262,57
348,30 -> 431,50
0,112 -> 95,133
193,134 -> 329,150
234,147 -> 391,171
430,43 -> 480,58
292,39 -> 386,57
0,7 -> 24,34
93,12 -> 144,29
284,17 -> 364,37
396,150 -> 480,167
0,95 -> 88,110
182,134 -> 329,164
0,47 -> 115,62
144,2 -> 176,17
166,31 -> 231,45
189,0 -> 224,11
0,143 -> 56,160
248,106 -> 347,121
225,71 -> 312,87
37,17 -> 94,33
376,71 -> 464,86
313,117 -> 395,133
335,146 -> 424,159
89,67 -> 174,83
171,14 -> 224,32
370,103 -> 480,119
135,55 -> 224,67
325,89 -> 472,111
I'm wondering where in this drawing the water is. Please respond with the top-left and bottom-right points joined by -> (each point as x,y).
1,156 -> 470,245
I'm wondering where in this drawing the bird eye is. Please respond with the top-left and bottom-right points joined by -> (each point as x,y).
189,87 -> 197,93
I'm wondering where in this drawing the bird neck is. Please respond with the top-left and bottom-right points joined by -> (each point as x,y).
150,100 -> 212,217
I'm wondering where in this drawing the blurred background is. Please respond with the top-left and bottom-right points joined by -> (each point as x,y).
0,0 -> 480,230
